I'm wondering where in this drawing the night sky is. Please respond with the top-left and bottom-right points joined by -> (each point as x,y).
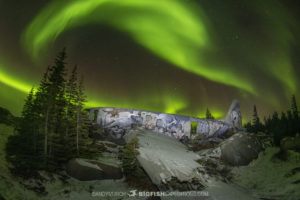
0,0 -> 299,122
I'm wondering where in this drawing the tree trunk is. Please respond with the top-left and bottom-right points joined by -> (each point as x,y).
65,100 -> 70,137
33,127 -> 37,154
44,108 -> 49,159
76,109 -> 80,156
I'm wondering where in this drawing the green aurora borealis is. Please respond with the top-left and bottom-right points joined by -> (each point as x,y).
0,0 -> 299,121
23,0 -> 256,95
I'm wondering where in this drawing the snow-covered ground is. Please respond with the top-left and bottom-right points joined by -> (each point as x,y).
0,124 -> 145,200
43,175 -> 144,200
232,147 -> 300,200
1,125 -> 299,200
125,129 -> 260,200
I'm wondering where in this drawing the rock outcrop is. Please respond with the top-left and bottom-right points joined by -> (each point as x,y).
0,107 -> 15,126
220,132 -> 262,166
280,135 -> 300,152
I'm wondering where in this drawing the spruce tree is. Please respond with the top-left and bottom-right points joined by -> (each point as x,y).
122,137 -> 140,176
50,48 -> 67,134
6,88 -> 41,176
252,105 -> 261,133
271,111 -> 282,145
287,110 -> 293,136
47,48 -> 68,168
33,66 -> 51,159
280,112 -> 288,134
6,48 -> 98,176
291,95 -> 298,120
65,65 -> 78,137
21,88 -> 40,157
244,121 -> 252,132
63,66 -> 79,159
205,108 -> 214,119
75,76 -> 90,156
291,95 -> 299,135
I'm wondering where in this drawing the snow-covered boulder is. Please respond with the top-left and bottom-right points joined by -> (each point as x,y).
220,133 -> 262,166
66,158 -> 123,181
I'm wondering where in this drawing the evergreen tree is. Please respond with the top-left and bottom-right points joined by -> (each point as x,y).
280,112 -> 288,134
21,88 -> 40,156
271,111 -> 283,145
6,88 -> 41,176
33,66 -> 51,159
62,65 -> 79,160
244,121 -> 252,132
291,95 -> 299,135
65,65 -> 78,137
291,95 -> 298,120
245,97 -> 299,146
6,48 -> 98,176
74,76 -> 93,156
21,88 -> 34,118
286,110 -> 293,136
47,48 -> 68,168
252,105 -> 262,133
205,108 -> 214,119
122,137 -> 140,176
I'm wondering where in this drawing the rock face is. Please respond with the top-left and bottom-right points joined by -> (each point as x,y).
220,132 -> 262,166
280,135 -> 300,152
0,107 -> 15,126
66,158 -> 123,181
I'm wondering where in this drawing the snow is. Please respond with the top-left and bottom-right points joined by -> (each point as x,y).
0,124 -> 145,200
204,180 -> 258,200
158,180 -> 258,200
43,175 -> 146,200
1,124 -> 299,200
231,147 -> 300,200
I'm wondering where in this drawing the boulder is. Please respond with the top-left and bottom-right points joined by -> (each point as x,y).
280,135 -> 300,152
66,158 -> 123,181
220,132 -> 262,166
0,107 -> 15,126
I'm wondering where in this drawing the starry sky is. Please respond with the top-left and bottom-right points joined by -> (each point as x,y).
0,0 -> 299,122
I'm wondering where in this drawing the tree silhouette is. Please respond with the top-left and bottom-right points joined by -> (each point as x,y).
205,108 -> 214,119
244,95 -> 300,146
291,95 -> 298,120
6,48 -> 97,176
291,95 -> 299,134
251,105 -> 262,133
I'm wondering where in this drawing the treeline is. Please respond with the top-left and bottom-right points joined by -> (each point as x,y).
244,95 -> 299,145
6,49 -> 97,177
